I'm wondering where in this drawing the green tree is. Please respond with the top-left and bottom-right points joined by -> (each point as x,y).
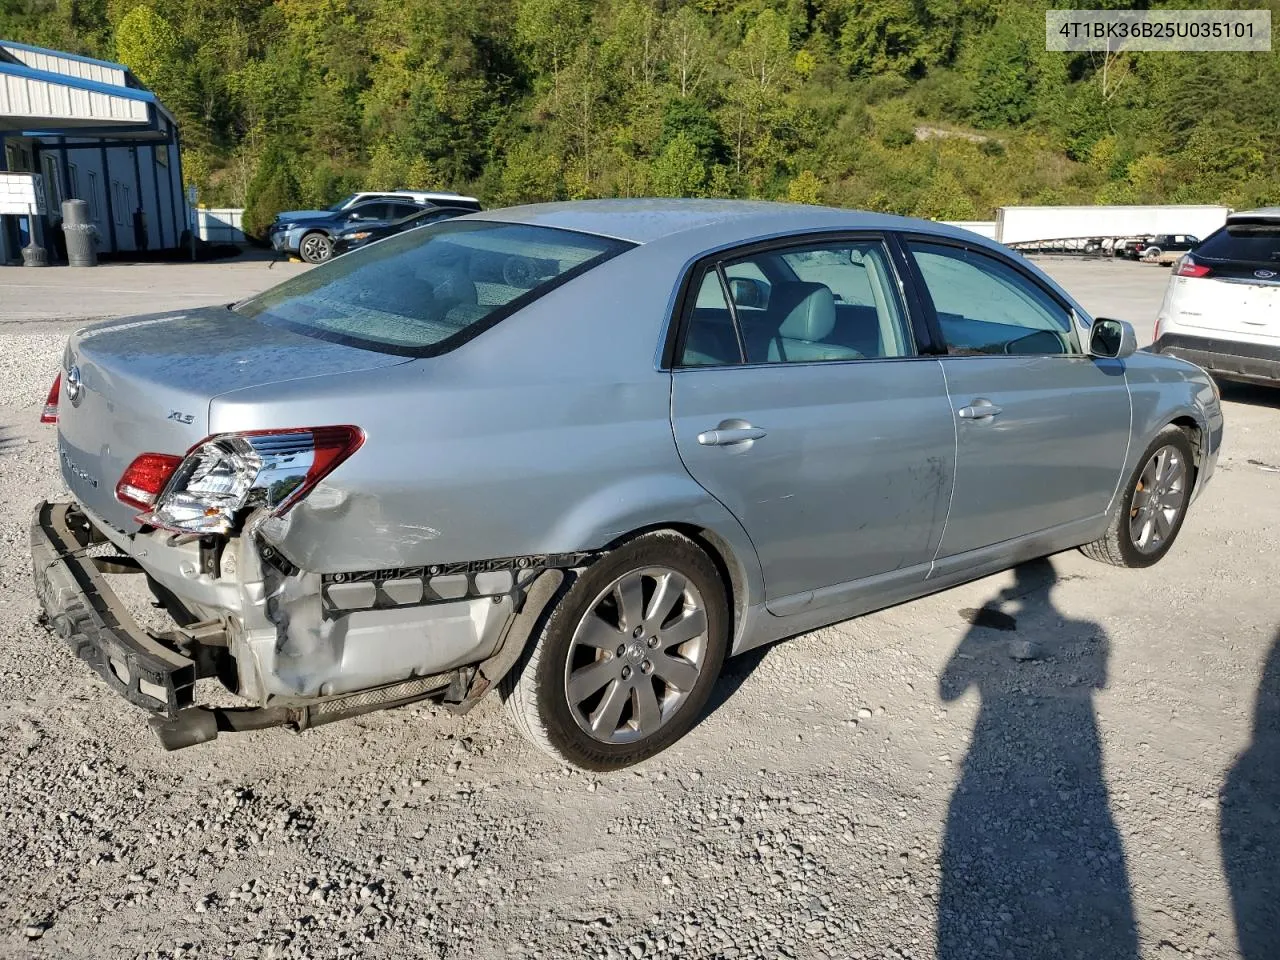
787,169 -> 823,204
968,20 -> 1032,127
114,5 -> 194,124
516,0 -> 591,98
660,99 -> 727,165
242,141 -> 302,239
838,0 -> 953,77
651,133 -> 707,197
499,141 -> 563,204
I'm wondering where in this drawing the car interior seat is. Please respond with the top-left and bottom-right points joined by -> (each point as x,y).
751,281 -> 863,362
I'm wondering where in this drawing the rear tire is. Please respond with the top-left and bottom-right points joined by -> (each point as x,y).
1080,425 -> 1195,568
500,530 -> 729,771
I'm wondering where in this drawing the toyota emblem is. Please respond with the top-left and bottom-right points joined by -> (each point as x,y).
65,364 -> 84,407
1255,269 -> 1277,280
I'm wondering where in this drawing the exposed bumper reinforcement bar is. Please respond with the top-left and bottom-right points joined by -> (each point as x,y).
148,671 -> 455,750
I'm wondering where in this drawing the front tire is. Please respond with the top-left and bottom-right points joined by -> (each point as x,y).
299,231 -> 333,264
1081,425 -> 1195,568
500,531 -> 729,771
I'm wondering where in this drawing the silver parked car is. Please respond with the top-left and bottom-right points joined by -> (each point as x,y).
32,200 -> 1223,770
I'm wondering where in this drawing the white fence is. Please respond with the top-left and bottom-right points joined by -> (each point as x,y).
196,207 -> 246,244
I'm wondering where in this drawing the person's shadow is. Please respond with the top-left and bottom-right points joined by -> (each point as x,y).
937,559 -> 1138,960
1220,627 -> 1280,958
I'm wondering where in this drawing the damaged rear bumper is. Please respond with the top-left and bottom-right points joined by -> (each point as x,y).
31,501 -> 198,717
30,500 -> 569,749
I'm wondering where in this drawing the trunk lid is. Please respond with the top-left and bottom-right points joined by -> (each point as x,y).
57,306 -> 407,532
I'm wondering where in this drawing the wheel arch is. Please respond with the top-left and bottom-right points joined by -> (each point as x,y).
542,471 -> 764,651
597,521 -> 756,654
1169,414 -> 1204,481
298,228 -> 333,261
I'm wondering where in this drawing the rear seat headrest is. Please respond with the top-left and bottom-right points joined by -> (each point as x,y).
772,281 -> 836,342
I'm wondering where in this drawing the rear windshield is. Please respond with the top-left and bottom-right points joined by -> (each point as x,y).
1194,224 -> 1280,264
235,220 -> 631,356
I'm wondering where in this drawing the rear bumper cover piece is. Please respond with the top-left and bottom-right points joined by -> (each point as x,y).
1153,333 -> 1280,385
31,501 -> 571,749
30,501 -> 197,718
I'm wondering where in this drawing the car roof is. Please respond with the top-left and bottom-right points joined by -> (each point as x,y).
461,198 -> 1093,324
1227,207 -> 1280,223
361,190 -> 480,204
468,198 -> 977,245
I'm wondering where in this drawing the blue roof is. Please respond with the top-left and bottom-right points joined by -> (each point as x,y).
0,39 -> 132,75
0,58 -> 155,104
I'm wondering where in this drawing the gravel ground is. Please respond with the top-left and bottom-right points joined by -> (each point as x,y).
1,259 -> 1278,960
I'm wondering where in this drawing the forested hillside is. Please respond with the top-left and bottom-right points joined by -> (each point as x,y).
4,0 -> 1278,232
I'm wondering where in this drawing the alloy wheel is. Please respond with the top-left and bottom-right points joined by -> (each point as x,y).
1129,444 -> 1187,554
300,234 -> 331,263
564,566 -> 710,744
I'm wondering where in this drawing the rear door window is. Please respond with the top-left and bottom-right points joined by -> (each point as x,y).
236,220 -> 632,356
677,238 -> 914,366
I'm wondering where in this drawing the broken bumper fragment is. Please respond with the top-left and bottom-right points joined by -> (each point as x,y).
31,501 -> 197,717
30,501 -> 573,750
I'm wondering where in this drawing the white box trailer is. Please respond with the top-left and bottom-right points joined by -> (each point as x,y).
994,205 -> 1232,245
941,220 -> 998,240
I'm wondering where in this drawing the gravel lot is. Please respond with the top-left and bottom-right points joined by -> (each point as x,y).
1,257 -> 1277,960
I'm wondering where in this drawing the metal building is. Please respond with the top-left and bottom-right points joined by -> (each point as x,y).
0,39 -> 188,264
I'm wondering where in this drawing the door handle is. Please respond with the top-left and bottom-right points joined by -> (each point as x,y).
957,400 -> 1003,420
697,425 -> 767,446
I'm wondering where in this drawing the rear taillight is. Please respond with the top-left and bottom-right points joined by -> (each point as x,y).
1175,255 -> 1212,278
132,425 -> 364,534
1153,315 -> 1163,345
40,374 -> 61,424
116,453 -> 183,509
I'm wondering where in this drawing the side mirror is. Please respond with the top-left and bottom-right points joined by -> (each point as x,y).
728,277 -> 767,309
1088,318 -> 1137,360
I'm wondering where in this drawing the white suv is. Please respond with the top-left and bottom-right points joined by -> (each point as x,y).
1152,208 -> 1280,386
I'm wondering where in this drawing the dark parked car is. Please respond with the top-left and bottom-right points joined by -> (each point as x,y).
1129,234 -> 1199,261
331,205 -> 475,256
277,190 -> 480,221
269,198 -> 428,263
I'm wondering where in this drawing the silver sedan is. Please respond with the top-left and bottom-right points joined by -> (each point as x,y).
32,199 -> 1223,769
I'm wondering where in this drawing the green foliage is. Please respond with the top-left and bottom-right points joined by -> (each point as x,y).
968,20 -> 1032,127
787,170 -> 823,204
2,0 -> 1275,217
661,99 -> 727,165
651,133 -> 706,197
242,140 -> 302,239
